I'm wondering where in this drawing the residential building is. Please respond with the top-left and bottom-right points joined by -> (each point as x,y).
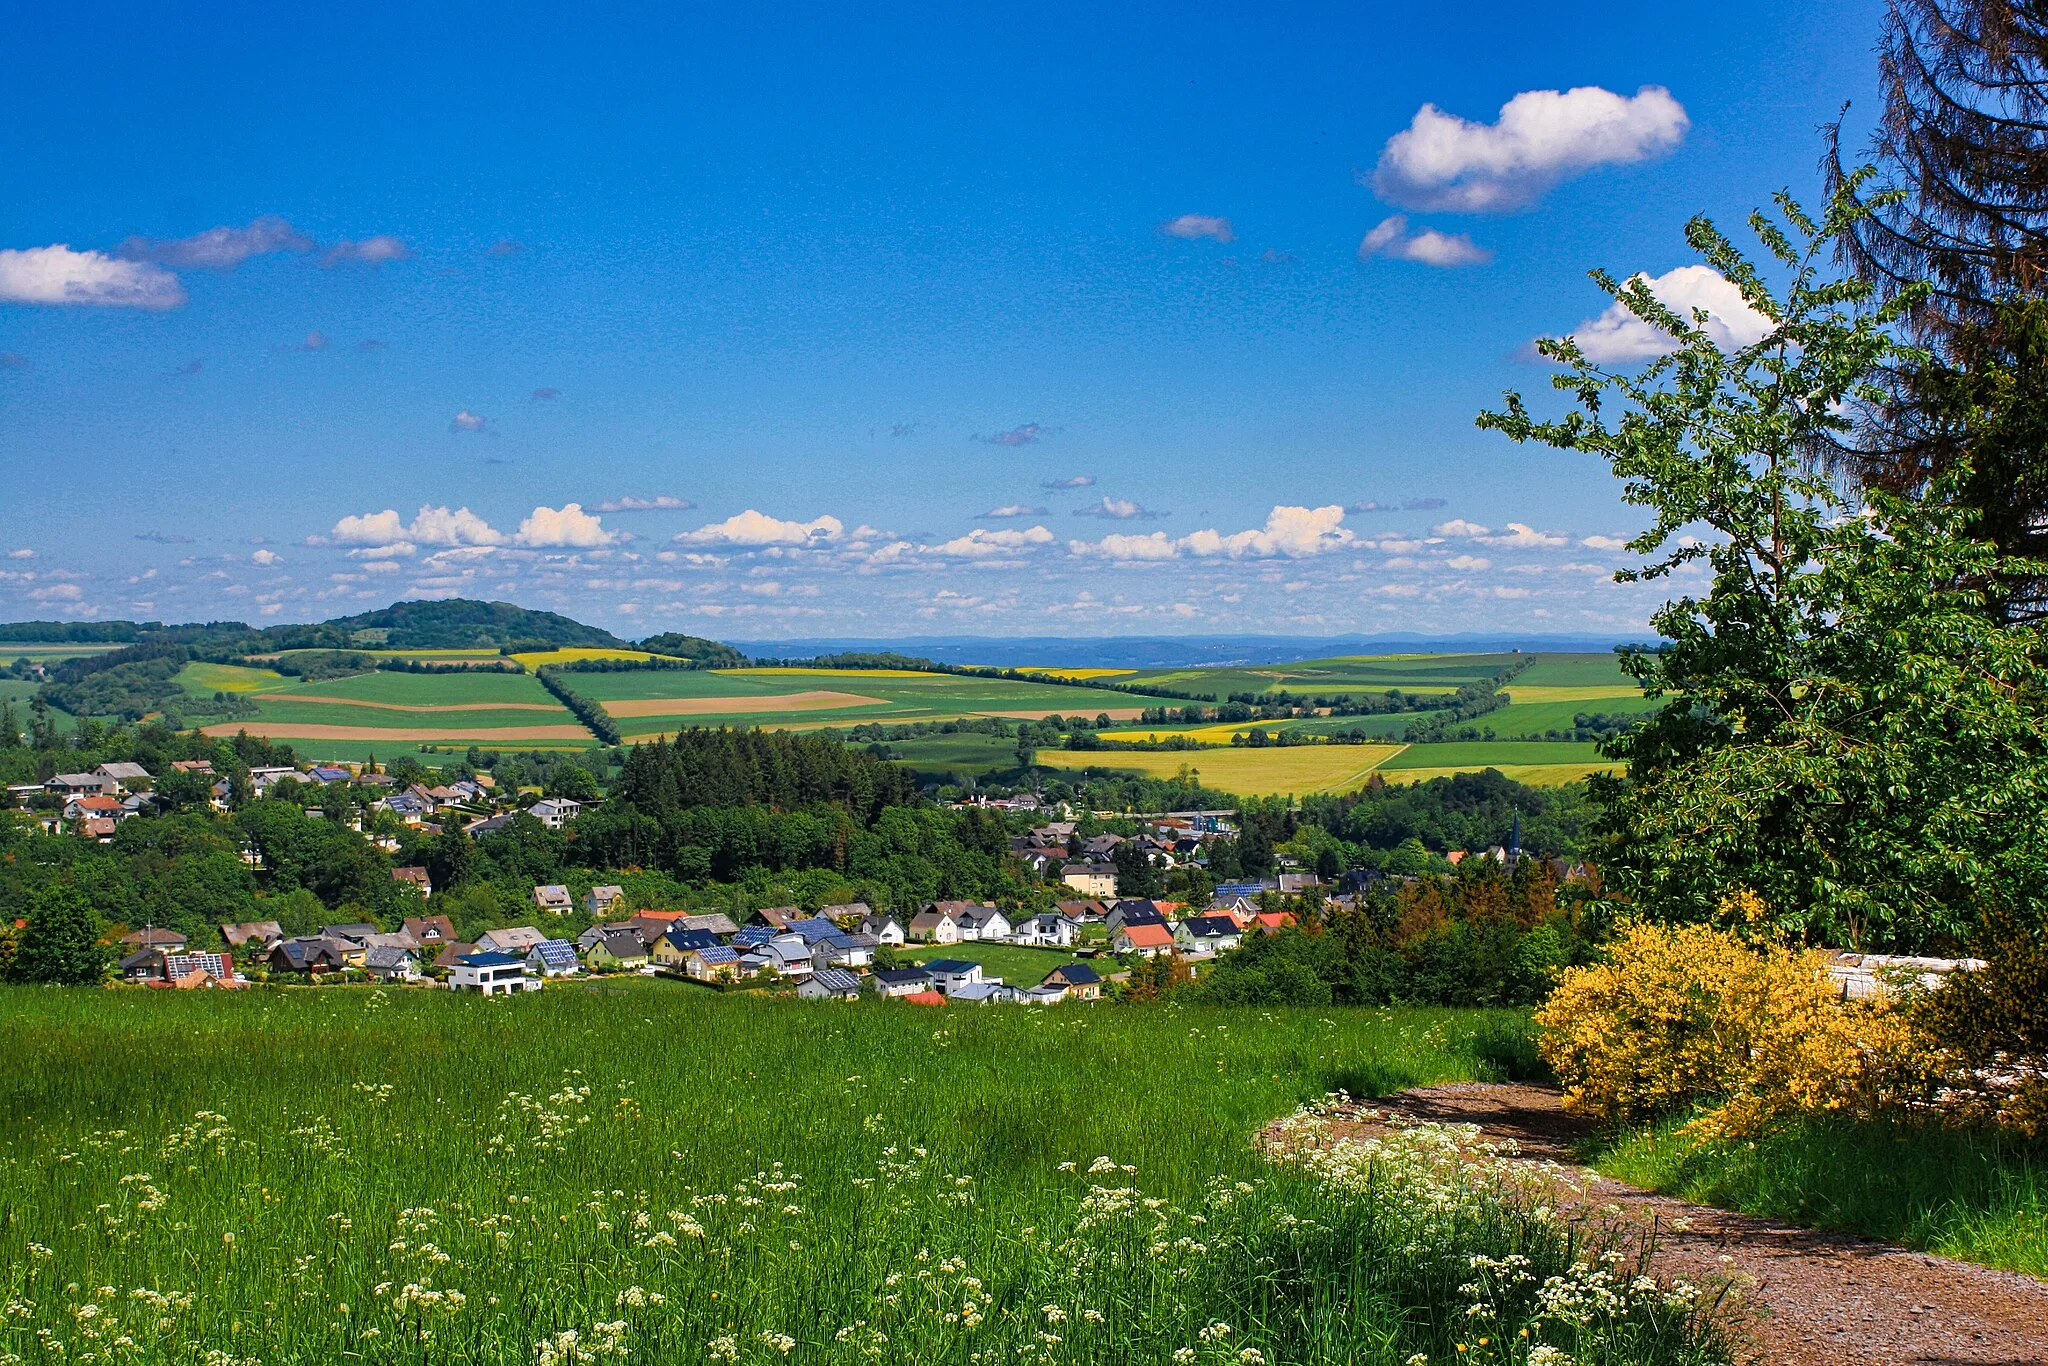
1055,899 -> 1107,923
1175,916 -> 1244,953
363,945 -> 422,982
820,901 -> 872,925
922,959 -> 984,994
1011,913 -> 1078,947
584,885 -> 626,917
857,913 -> 906,945
532,884 -> 574,916
94,761 -> 152,791
47,772 -> 114,798
585,929 -> 651,971
392,866 -> 433,897
268,936 -> 358,974
677,912 -> 742,937
682,945 -> 742,982
402,915 -> 458,946
450,951 -> 540,995
477,926 -> 547,955
869,967 -> 934,998
955,907 -> 1012,942
1112,923 -> 1176,958
1105,901 -> 1167,934
121,927 -> 188,953
528,798 -> 582,829
949,980 -> 1009,1004
431,941 -> 479,971
322,922 -> 379,943
1018,983 -> 1068,1005
809,933 -> 874,972
798,967 -> 862,1001
1060,864 -> 1117,898
220,920 -> 284,951
1042,963 -> 1103,1001
752,906 -> 801,931
527,939 -> 581,977
907,908 -> 960,944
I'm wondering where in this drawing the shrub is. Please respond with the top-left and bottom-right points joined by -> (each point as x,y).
1535,920 -> 1917,1138
1917,910 -> 2048,1135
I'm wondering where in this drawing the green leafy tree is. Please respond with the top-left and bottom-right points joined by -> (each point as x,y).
14,885 -> 112,985
1479,177 -> 2048,950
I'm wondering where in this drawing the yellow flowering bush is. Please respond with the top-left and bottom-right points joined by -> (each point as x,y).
1535,920 -> 1920,1138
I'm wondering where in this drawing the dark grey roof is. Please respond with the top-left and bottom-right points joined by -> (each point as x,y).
810,968 -> 861,993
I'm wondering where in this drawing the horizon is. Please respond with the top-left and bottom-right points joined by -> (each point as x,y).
4,0 -> 1879,638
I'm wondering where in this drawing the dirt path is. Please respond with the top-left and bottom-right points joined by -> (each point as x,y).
1300,1084 -> 2048,1366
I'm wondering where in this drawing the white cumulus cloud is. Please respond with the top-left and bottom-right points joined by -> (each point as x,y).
678,510 -> 844,547
0,245 -> 186,309
1071,505 -> 1357,561
923,526 -> 1056,558
515,503 -> 614,548
1432,518 -> 1490,538
330,505 -> 505,549
1374,85 -> 1688,212
1359,215 -> 1491,267
1580,534 -> 1630,551
1446,554 -> 1492,571
1562,265 -> 1775,363
1161,214 -> 1234,242
1479,522 -> 1568,548
1073,496 -> 1164,520
322,236 -> 411,266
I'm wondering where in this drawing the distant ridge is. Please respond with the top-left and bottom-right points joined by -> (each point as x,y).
726,634 -> 1640,670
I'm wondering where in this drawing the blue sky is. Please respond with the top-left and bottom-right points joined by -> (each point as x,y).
1,0 -> 1882,639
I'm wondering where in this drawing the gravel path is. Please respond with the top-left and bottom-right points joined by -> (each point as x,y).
1293,1083 -> 2048,1366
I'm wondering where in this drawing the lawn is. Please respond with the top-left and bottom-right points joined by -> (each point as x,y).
0,988 -> 1718,1366
900,941 -> 1100,984
1590,1113 -> 2048,1279
1036,744 -> 1405,797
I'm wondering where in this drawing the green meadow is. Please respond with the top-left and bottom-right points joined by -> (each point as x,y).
0,989 -> 1720,1366
183,667 -> 595,759
1113,654 -> 1518,701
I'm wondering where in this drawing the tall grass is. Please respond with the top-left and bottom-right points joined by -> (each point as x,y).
0,989 -> 1724,1364
1592,1114 -> 2048,1278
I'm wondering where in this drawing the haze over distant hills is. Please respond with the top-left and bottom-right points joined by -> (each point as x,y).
733,634 -> 1635,669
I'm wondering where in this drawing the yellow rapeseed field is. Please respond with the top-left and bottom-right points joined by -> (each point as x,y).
1037,744 -> 1405,796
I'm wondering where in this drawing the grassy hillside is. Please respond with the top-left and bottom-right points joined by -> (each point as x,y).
0,988 -> 1576,1366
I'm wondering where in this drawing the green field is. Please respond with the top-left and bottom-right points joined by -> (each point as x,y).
1037,744 -> 1405,797
571,666 -> 1149,738
901,941 -> 1101,984
0,642 -> 125,661
1115,653 -> 1517,701
187,667 -> 597,758
0,989 -> 1715,1366
873,731 -> 1022,782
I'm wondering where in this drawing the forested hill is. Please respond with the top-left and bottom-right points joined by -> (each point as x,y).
0,599 -> 735,657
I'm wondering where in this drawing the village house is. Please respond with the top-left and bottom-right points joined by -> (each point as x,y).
857,913 -> 906,945
1175,916 -> 1244,954
1060,863 -> 1117,898
322,922 -> 379,943
47,772 -> 115,799
1017,981 -> 1068,1005
819,901 -> 872,924
869,966 -> 934,998
431,940 -> 478,971
922,959 -> 985,994
1105,900 -> 1168,934
528,797 -> 581,829
584,885 -> 626,917
752,906 -> 801,932
220,920 -> 284,952
1011,913 -> 1078,948
949,980 -> 1009,1004
809,933 -> 875,972
955,906 -> 1012,942
797,967 -> 862,1001
121,927 -> 188,953
526,939 -> 581,977
1056,899 -> 1107,923
907,907 -> 960,944
391,866 -> 433,897
450,951 -> 540,995
677,912 -> 741,937
1041,962 -> 1103,1001
584,929 -> 651,971
268,935 -> 359,974
402,914 -> 457,945
363,944 -> 422,982
682,945 -> 742,982
1112,922 -> 1176,958
477,925 -> 547,955
532,884 -> 574,916
757,936 -> 815,978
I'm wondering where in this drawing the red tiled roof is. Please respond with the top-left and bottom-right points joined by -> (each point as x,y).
1118,923 -> 1175,948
